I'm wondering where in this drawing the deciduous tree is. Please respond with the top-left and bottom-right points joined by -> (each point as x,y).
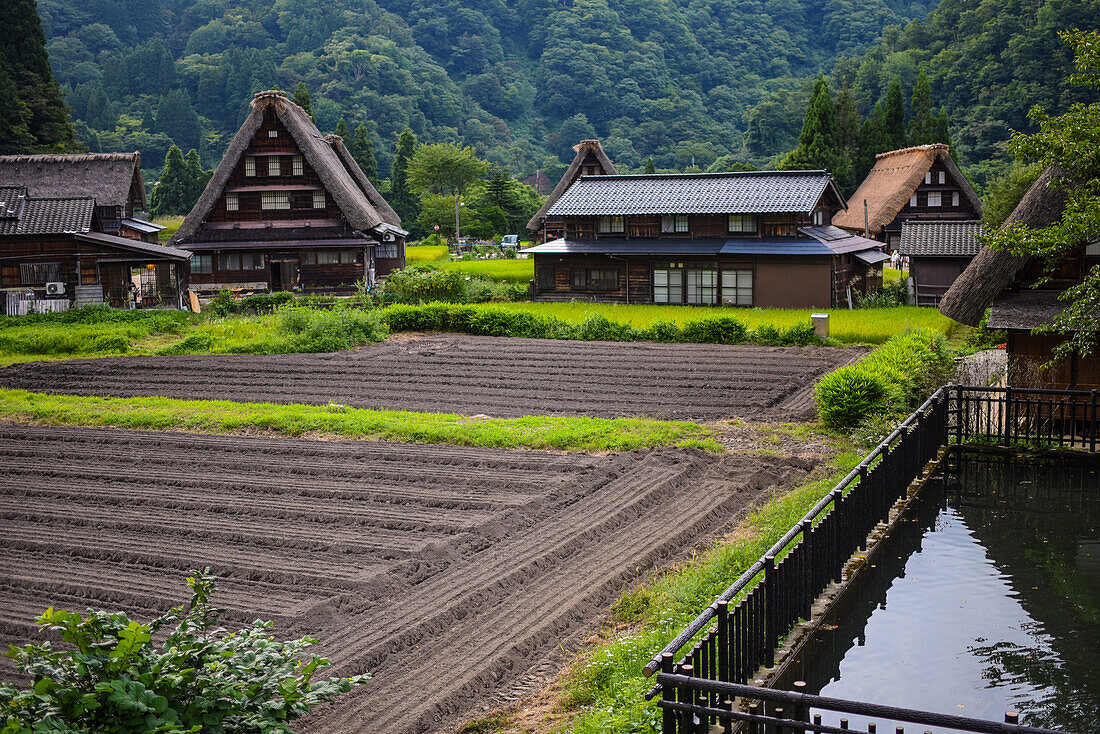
407,142 -> 488,240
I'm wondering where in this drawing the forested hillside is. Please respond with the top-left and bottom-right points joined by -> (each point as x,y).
35,0 -> 1100,191
38,0 -> 938,179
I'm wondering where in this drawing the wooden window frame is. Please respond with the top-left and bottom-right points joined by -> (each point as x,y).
190,254 -> 213,274
729,214 -> 758,233
685,267 -> 718,305
225,192 -> 239,212
292,154 -> 304,176
244,156 -> 256,177
927,191 -> 942,207
721,269 -> 753,306
261,191 -> 291,210
597,215 -> 624,234
268,156 -> 282,177
312,190 -> 326,209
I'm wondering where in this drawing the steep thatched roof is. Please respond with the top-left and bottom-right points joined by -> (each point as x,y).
832,144 -> 981,234
325,134 -> 404,233
526,140 -> 617,231
172,91 -> 401,245
938,166 -> 1070,326
0,153 -> 145,210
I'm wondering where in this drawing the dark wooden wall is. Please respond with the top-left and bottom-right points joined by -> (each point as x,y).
1008,331 -> 1100,390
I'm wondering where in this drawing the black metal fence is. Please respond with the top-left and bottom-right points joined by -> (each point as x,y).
643,385 -> 1098,734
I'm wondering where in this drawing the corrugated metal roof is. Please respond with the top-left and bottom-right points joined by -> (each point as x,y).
546,171 -> 837,216
899,220 -> 984,257
121,217 -> 165,234
800,225 -> 884,255
75,231 -> 192,260
0,197 -> 94,236
854,249 -> 890,265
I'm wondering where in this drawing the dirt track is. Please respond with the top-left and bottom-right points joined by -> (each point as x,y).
0,424 -> 810,733
0,335 -> 864,421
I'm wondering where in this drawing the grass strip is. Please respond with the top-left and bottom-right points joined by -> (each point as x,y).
0,388 -> 721,453
556,438 -> 861,732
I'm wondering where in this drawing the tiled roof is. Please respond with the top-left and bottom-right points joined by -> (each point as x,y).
524,237 -> 838,257
546,171 -> 838,217
899,220 -> 984,257
0,197 -> 95,236
0,187 -> 26,218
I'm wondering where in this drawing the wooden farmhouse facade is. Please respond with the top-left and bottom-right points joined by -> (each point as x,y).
523,170 -> 887,308
940,167 -> 1099,390
0,153 -> 164,244
0,187 -> 191,315
833,144 -> 982,250
899,220 -> 983,306
526,140 -> 617,244
171,90 -> 407,294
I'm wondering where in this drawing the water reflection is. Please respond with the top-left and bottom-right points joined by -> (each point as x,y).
787,449 -> 1099,732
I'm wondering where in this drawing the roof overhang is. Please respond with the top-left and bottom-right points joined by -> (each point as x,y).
853,249 -> 890,265
184,237 -> 376,251
76,231 -> 192,261
523,237 -> 837,257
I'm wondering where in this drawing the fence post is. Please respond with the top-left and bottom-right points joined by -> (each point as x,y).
717,599 -> 729,683
661,652 -> 676,734
954,385 -> 963,444
1091,390 -> 1097,453
678,663 -> 694,734
764,554 -> 778,666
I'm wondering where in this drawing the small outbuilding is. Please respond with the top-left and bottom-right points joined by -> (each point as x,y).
899,220 -> 983,306
939,166 -> 1099,390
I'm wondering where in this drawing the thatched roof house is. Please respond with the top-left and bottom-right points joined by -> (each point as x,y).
171,90 -> 406,294
0,152 -> 158,241
939,166 -> 1069,326
526,140 -> 616,242
833,144 -> 981,248
939,166 -> 1099,390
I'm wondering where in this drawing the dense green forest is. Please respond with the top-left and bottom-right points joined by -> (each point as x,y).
31,0 -> 1100,198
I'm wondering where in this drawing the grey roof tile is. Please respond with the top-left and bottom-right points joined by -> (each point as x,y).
0,197 -> 95,236
546,171 -> 836,216
899,220 -> 983,256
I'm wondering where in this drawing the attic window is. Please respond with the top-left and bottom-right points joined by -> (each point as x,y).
910,194 -> 918,207
312,190 -> 326,209
924,172 -> 931,185
225,193 -> 239,211
244,156 -> 256,177
662,215 -> 688,234
938,171 -> 945,184
268,156 -> 281,176
927,192 -> 942,207
952,191 -> 959,207
292,155 -> 304,176
268,130 -> 278,138
812,210 -> 824,226
261,191 -> 291,210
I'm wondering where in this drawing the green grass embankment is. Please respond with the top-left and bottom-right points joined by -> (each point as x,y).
0,389 -> 721,453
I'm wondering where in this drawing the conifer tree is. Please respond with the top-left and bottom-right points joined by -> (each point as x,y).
835,85 -> 862,193
350,124 -> 379,184
334,118 -> 350,140
644,157 -> 656,174
184,149 -> 211,207
0,66 -> 35,154
779,74 -> 853,192
883,76 -> 906,150
150,145 -> 190,216
856,101 -> 890,183
156,90 -> 201,151
907,68 -> 937,145
1,0 -> 78,151
390,127 -> 419,229
293,82 -> 313,118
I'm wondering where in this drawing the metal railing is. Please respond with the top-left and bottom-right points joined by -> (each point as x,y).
644,384 -> 1098,734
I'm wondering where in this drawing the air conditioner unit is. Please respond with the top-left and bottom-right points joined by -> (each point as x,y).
382,232 -> 396,242
45,282 -> 65,296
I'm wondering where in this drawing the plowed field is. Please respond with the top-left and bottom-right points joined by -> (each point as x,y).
0,424 -> 809,733
0,335 -> 865,421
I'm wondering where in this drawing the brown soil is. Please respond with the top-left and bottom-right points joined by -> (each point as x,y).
0,423 -> 812,734
0,335 -> 866,421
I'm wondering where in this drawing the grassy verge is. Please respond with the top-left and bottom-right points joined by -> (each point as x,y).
441,258 -> 534,283
488,303 -> 952,345
0,389 -> 721,453
551,433 -> 860,732
153,215 -> 184,244
406,244 -> 450,264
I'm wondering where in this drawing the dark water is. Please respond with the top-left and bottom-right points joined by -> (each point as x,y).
789,450 -> 1100,732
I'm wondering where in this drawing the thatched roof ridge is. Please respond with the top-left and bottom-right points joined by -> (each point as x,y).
325,134 -> 402,230
832,144 -> 981,234
526,140 -> 617,231
172,91 -> 396,245
938,165 -> 1070,325
0,152 -> 145,210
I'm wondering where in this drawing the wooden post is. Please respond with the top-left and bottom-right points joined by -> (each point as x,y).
661,652 -> 676,733
764,555 -> 778,666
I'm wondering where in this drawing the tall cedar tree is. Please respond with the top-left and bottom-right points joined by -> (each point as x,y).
907,68 -> 936,145
644,157 -> 656,174
150,145 -> 190,216
835,85 -> 862,193
390,127 -> 419,230
857,101 -> 891,184
334,118 -> 350,140
780,75 -> 853,193
883,76 -> 906,150
293,82 -> 313,118
157,90 -> 202,152
350,124 -> 379,184
1,0 -> 78,152
184,149 -> 212,205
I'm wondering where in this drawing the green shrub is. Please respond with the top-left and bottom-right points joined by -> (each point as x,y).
640,320 -> 682,343
574,313 -> 635,341
815,330 -> 953,429
681,316 -> 748,344
157,333 -> 218,355
465,278 -> 528,303
90,334 -> 131,353
382,266 -> 467,303
278,307 -> 387,352
777,322 -> 819,346
0,570 -> 366,732
815,368 -> 890,428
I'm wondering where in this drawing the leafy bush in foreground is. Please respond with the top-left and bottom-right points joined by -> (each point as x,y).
815,330 -> 953,429
278,307 -> 387,352
0,570 -> 367,733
